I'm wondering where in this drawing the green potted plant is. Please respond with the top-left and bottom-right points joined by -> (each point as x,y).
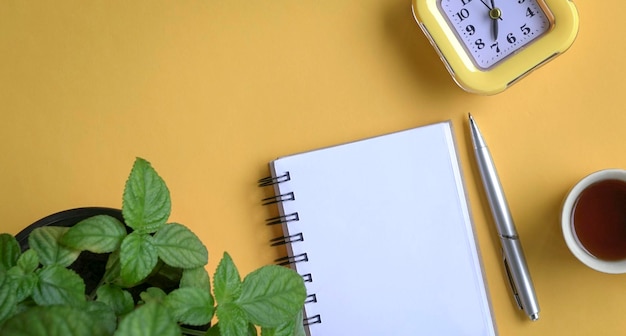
0,158 -> 307,336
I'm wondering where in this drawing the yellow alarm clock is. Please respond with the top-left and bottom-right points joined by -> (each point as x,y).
412,0 -> 579,95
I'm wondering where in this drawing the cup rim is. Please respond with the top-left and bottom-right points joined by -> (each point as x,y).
561,169 -> 626,274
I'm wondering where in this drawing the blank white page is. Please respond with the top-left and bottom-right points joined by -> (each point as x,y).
269,121 -> 497,336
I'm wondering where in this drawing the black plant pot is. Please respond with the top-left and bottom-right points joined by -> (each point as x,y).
16,207 -> 125,295
16,208 -> 210,334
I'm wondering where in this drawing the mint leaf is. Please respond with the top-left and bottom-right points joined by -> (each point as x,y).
17,249 -> 39,273
262,310 -> 304,336
84,301 -> 117,335
29,227 -> 80,267
0,305 -> 112,336
0,233 -> 20,273
237,265 -> 306,328
115,301 -> 181,336
165,287 -> 214,326
0,275 -> 18,324
206,325 -> 222,336
7,266 -> 37,302
61,215 -> 127,253
216,303 -> 248,336
213,252 -> 242,304
153,223 -> 208,269
249,323 -> 259,336
96,284 -> 134,316
181,267 -> 211,292
103,250 -> 122,285
122,158 -> 171,234
32,265 -> 85,306
140,287 -> 167,304
120,232 -> 158,285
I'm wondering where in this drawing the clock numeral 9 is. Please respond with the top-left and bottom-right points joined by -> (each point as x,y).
466,25 -> 476,35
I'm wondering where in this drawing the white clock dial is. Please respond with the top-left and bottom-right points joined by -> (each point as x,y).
440,0 -> 552,69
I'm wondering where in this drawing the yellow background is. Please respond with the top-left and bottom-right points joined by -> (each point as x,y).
0,1 -> 621,334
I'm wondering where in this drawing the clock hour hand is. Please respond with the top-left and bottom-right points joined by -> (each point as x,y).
490,0 -> 500,40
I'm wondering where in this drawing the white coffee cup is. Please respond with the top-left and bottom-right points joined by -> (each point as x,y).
561,169 -> 626,274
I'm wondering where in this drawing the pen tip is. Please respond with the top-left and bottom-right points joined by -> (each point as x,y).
530,313 -> 539,321
468,114 -> 477,128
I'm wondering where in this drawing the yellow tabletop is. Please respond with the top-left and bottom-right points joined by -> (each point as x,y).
0,1 -> 621,334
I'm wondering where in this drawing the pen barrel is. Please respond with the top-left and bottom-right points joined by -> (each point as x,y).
474,146 -> 518,238
501,237 -> 540,317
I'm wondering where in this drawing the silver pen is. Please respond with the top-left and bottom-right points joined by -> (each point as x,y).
468,114 -> 540,321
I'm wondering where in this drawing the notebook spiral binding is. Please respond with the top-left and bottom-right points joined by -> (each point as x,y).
258,171 -> 322,327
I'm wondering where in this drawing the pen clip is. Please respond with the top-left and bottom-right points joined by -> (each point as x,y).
502,252 -> 523,310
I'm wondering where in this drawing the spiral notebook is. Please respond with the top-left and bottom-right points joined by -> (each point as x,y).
259,121 -> 497,335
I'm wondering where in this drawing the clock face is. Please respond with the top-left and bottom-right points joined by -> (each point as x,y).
439,0 -> 552,69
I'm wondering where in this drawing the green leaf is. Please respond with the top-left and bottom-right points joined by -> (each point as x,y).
84,301 -> 118,335
237,265 -> 306,328
122,158 -> 171,234
262,310 -> 304,336
0,233 -> 20,273
206,323 -> 257,336
29,227 -> 80,267
139,287 -> 167,304
120,232 -> 158,285
153,223 -> 208,269
0,305 -> 112,336
216,303 -> 249,336
96,284 -> 134,316
17,249 -> 40,273
32,265 -> 86,306
0,275 -> 18,324
61,215 -> 127,253
164,287 -> 214,326
7,266 -> 38,302
114,301 -> 181,336
206,325 -> 222,336
213,252 -> 242,304
248,323 -> 259,336
103,250 -> 122,285
181,266 -> 211,292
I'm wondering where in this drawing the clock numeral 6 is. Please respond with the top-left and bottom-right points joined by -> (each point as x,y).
507,33 -> 516,44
